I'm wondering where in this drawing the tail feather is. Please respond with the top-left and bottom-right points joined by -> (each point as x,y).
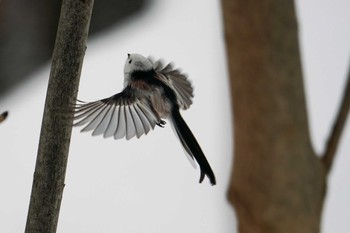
199,170 -> 205,183
171,108 -> 216,185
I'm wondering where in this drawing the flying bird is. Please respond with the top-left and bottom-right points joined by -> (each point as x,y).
73,53 -> 216,185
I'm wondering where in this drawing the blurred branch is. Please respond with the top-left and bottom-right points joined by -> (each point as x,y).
0,111 -> 8,123
322,66 -> 350,173
222,0 -> 326,232
24,0 -> 94,232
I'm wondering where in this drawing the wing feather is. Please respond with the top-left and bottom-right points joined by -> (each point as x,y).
73,87 -> 159,140
130,105 -> 145,138
114,104 -> 126,139
152,59 -> 194,110
74,102 -> 105,127
92,105 -> 114,136
134,104 -> 151,135
136,102 -> 157,129
81,105 -> 109,132
103,104 -> 118,138
125,104 -> 136,140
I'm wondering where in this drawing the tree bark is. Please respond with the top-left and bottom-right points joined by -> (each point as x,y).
222,0 -> 327,232
25,0 -> 94,232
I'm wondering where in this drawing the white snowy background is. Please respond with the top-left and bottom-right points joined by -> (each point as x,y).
0,0 -> 349,232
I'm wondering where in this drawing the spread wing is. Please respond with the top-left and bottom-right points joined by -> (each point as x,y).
73,87 -> 159,140
151,59 -> 194,110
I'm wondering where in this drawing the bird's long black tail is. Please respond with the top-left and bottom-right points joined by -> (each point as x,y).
170,107 -> 216,185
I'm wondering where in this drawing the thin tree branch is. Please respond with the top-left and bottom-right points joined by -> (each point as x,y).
0,111 -> 8,123
25,0 -> 94,232
322,65 -> 350,174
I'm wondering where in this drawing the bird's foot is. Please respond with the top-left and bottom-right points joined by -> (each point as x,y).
156,120 -> 166,128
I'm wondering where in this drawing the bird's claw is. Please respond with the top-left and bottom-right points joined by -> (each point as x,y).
156,120 -> 166,128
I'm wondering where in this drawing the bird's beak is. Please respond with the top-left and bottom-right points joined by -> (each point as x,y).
127,53 -> 130,58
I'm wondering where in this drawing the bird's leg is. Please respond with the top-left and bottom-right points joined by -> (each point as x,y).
156,120 -> 166,128
147,101 -> 167,128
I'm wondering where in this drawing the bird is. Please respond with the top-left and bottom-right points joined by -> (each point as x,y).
73,53 -> 216,185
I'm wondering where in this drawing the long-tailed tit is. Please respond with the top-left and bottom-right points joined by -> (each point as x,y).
73,54 -> 216,185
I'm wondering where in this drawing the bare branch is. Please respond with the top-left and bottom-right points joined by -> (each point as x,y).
25,0 -> 94,232
223,0 -> 326,232
0,111 -> 8,123
322,65 -> 350,173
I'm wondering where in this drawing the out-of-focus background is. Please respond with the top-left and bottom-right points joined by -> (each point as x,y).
0,0 -> 349,232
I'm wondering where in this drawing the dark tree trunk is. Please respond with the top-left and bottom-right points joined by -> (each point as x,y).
222,0 -> 329,232
25,0 -> 94,232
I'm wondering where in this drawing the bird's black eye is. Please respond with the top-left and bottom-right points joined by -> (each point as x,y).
128,59 -> 132,64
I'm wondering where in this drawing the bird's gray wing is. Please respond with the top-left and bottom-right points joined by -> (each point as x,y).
73,87 -> 158,140
151,59 -> 194,110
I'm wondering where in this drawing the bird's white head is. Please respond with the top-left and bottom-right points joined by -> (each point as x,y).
124,53 -> 153,74
123,53 -> 153,87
